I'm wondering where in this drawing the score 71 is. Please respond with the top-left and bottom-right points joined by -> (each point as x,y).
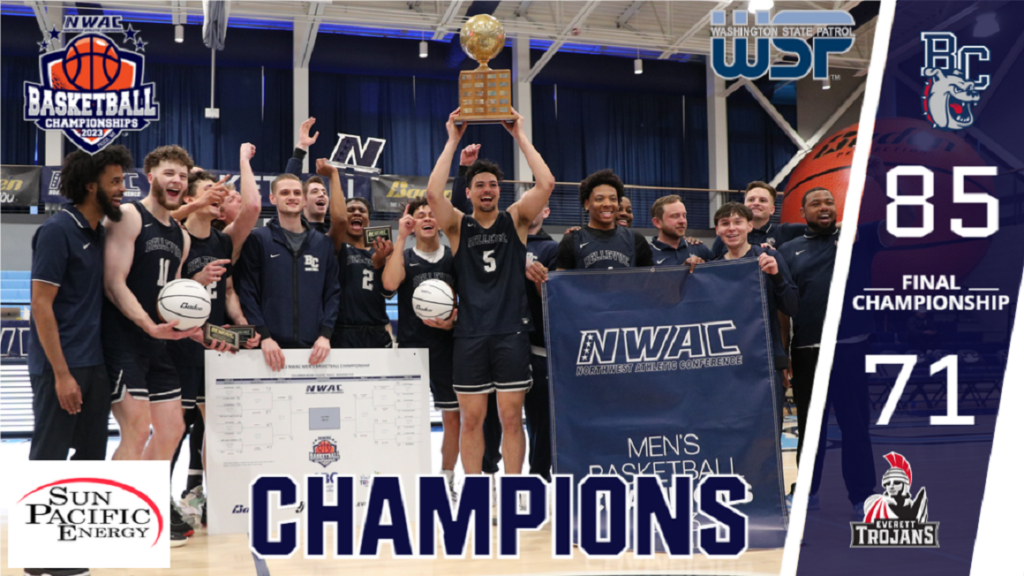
867,354 -> 974,426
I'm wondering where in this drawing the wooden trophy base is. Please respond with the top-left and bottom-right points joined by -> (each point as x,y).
455,68 -> 516,125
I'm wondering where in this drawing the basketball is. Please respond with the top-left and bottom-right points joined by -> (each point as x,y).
412,279 -> 455,321
157,279 -> 212,330
62,34 -> 122,91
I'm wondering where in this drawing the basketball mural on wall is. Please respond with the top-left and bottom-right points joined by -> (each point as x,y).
781,118 -> 994,283
23,16 -> 159,154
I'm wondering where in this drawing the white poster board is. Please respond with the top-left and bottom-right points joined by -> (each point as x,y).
204,348 -> 432,535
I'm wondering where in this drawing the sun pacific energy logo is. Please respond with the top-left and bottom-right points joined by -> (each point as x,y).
850,452 -> 939,548
24,15 -> 159,154
920,32 -> 990,131
709,10 -> 855,80
575,321 -> 742,377
17,477 -> 163,545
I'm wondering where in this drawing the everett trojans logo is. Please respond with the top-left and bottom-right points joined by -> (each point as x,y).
920,31 -> 989,131
850,452 -> 939,548
24,15 -> 159,154
309,437 -> 340,468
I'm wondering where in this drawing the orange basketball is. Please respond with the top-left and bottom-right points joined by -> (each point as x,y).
62,35 -> 121,91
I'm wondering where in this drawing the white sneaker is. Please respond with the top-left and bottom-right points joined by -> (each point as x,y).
441,470 -> 458,504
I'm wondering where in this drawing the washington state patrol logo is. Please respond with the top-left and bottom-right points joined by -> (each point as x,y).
920,32 -> 989,131
23,15 -> 159,154
309,437 -> 340,468
850,452 -> 939,548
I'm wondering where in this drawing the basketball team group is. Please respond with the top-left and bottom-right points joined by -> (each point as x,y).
27,107 -> 841,553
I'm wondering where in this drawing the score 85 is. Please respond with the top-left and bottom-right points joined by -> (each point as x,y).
886,166 -> 999,238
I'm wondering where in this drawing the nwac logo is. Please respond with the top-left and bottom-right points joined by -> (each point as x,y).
710,10 -> 855,81
23,15 -> 159,154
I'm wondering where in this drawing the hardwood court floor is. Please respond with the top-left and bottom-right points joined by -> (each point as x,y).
1,521 -> 787,576
1,450 -> 795,575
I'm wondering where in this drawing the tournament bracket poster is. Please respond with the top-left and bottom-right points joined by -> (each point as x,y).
786,1 -> 1024,575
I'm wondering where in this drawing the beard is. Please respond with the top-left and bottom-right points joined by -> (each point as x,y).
806,217 -> 837,235
149,179 -> 178,210
96,186 -> 122,222
660,227 -> 683,240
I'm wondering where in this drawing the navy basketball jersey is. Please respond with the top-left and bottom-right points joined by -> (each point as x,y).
572,226 -> 636,269
169,228 -> 233,366
453,211 -> 532,337
104,201 -> 186,351
337,243 -> 390,328
397,247 -> 456,348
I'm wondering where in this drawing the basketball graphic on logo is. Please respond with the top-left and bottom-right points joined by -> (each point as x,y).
62,35 -> 122,91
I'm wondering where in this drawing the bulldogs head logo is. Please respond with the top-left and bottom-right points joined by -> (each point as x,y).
920,32 -> 990,131
922,68 -> 980,130
24,17 -> 159,154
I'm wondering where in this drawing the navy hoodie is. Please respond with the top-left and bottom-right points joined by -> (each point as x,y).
713,245 -> 798,371
236,217 -> 341,348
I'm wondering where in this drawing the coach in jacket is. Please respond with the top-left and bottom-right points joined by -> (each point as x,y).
236,174 -> 341,370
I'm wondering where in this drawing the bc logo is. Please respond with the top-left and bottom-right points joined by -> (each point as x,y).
920,32 -> 990,131
710,10 -> 855,81
23,16 -> 159,154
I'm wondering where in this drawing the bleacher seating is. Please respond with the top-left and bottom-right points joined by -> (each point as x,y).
1,271 -> 32,304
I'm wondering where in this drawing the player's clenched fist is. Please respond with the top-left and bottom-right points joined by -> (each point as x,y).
758,252 -> 779,276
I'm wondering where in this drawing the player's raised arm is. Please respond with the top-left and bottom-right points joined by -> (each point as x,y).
382,204 -> 413,292
285,116 -> 319,176
427,109 -> 467,239
225,143 -> 262,262
322,158 -> 349,253
505,107 -> 556,236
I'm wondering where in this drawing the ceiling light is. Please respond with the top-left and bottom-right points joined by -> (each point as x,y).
822,76 -> 831,90
420,40 -> 428,58
748,0 -> 774,13
175,24 -> 184,43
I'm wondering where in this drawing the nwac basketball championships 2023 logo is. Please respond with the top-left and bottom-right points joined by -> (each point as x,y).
23,15 -> 159,155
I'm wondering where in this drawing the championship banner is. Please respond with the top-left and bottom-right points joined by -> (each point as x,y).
783,1 -> 1024,574
371,174 -> 455,213
544,260 -> 788,549
0,165 -> 42,207
40,167 -> 372,208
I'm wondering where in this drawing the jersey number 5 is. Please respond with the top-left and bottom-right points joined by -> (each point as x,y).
483,250 -> 496,273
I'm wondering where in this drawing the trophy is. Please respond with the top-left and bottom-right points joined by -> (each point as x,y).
455,14 -> 517,125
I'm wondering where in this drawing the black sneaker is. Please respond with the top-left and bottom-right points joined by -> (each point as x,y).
170,501 -> 194,539
170,530 -> 188,548
24,570 -> 90,576
201,502 -> 207,527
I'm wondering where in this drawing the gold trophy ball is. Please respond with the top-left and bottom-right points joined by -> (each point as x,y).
460,14 -> 505,69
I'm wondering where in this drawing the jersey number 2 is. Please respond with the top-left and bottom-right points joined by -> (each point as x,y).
362,269 -> 373,291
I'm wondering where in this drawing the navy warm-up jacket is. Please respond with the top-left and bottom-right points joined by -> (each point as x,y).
236,218 -> 342,348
